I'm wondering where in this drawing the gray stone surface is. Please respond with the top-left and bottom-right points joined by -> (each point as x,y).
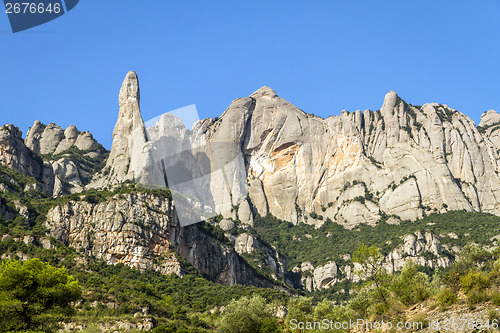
0,124 -> 42,179
44,193 -> 275,287
219,219 -> 234,231
101,71 -> 148,186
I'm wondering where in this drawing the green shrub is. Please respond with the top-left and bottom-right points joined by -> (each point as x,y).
285,296 -> 315,331
467,289 -> 489,310
437,287 -> 457,310
217,295 -> 279,333
412,313 -> 429,330
460,271 -> 490,294
353,196 -> 365,204
0,259 -> 82,332
391,261 -> 430,306
488,309 -> 500,323
492,291 -> 500,306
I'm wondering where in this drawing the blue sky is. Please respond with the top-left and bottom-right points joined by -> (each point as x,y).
1,1 -> 500,149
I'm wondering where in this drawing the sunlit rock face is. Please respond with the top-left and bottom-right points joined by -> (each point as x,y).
3,71 -> 500,228
96,72 -> 500,229
4,71 -> 500,292
0,124 -> 42,179
23,118 -> 106,197
44,192 -> 275,287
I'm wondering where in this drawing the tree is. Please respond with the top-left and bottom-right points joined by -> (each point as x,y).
445,244 -> 495,290
353,244 -> 391,310
0,258 -> 82,332
313,300 -> 356,333
286,296 -> 314,327
391,260 -> 430,305
313,299 -> 333,321
217,295 -> 279,333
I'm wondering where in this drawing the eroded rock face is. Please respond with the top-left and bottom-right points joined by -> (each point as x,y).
231,91 -> 500,226
237,199 -> 254,225
0,124 -> 42,179
479,110 -> 500,128
382,231 -> 450,274
313,261 -> 338,289
45,193 -> 178,273
25,121 -> 64,155
44,193 -> 273,287
24,120 -> 107,196
296,232 -> 451,290
96,72 -> 500,228
226,232 -> 288,282
26,121 -> 103,158
101,71 -> 148,186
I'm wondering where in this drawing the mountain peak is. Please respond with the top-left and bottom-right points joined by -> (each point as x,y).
479,109 -> 500,127
250,86 -> 277,99
119,71 -> 140,108
384,90 -> 399,103
380,90 -> 400,117
103,71 -> 147,185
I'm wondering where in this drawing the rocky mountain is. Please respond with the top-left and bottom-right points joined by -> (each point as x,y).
95,72 -> 500,232
43,191 -> 275,287
25,120 -> 108,196
2,70 -> 500,294
0,120 -> 107,198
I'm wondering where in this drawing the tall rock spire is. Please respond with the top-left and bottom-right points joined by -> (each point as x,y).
104,71 -> 148,184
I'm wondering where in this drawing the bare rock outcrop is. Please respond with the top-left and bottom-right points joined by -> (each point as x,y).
100,71 -> 148,186
479,109 -> 500,128
25,121 -> 64,155
313,261 -> 338,289
26,121 -> 103,158
294,232 -> 451,290
226,232 -> 288,282
0,124 -> 42,179
24,120 -> 107,196
94,72 -> 500,228
44,192 -> 275,287
382,231 -> 451,274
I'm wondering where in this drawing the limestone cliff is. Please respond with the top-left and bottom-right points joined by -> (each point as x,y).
0,124 -> 43,180
43,191 -> 276,287
101,71 -> 149,186
97,72 -> 500,230
15,119 -> 108,197
3,71 -> 500,293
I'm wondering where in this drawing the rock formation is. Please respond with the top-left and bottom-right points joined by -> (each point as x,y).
3,70 -> 500,293
382,231 -> 450,274
101,71 -> 148,186
23,120 -> 107,196
95,72 -> 500,230
292,231 -> 450,291
0,124 -> 42,179
44,192 -> 275,287
225,232 -> 288,283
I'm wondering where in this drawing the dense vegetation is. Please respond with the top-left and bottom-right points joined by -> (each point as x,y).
251,211 -> 500,267
215,244 -> 500,332
0,217 -> 289,332
0,259 -> 81,332
3,159 -> 500,331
